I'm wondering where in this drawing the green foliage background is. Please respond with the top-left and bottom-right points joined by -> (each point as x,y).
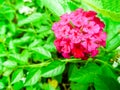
0,0 -> 120,90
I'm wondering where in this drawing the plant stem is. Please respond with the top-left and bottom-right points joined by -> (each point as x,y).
95,59 -> 113,69
95,59 -> 120,73
7,76 -> 13,90
18,58 -> 85,68
18,61 -> 50,68
60,58 -> 84,63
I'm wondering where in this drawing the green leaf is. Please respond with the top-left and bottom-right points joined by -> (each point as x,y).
21,50 -> 30,63
69,62 -> 101,83
46,34 -> 55,44
0,0 -> 4,4
0,65 -> 2,74
36,0 -> 44,8
9,53 -> 28,64
82,0 -> 120,22
3,60 -> 17,68
67,1 -> 80,11
13,34 -> 32,45
0,25 -> 6,41
42,0 -> 65,16
101,17 -> 120,41
70,82 -> 88,90
59,0 -> 71,13
0,82 -> 5,90
29,39 -> 43,48
11,69 -> 23,84
94,75 -> 109,90
7,23 -> 16,34
26,86 -> 36,90
3,68 -> 13,76
0,43 -> 5,54
13,81 -> 24,90
18,13 -> 42,26
68,63 -> 79,78
94,75 -> 120,90
30,47 -> 52,59
0,76 -> 8,85
38,29 -> 53,39
54,74 -> 62,83
69,62 -> 120,90
1,4 -> 15,21
8,40 -> 18,53
101,65 -> 117,79
24,69 -> 41,86
43,83 -> 55,90
106,34 -> 120,51
43,43 -> 56,52
41,61 -> 65,77
0,25 -> 6,35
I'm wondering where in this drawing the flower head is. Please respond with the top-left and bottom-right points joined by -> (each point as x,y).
52,8 -> 107,59
18,6 -> 36,15
23,0 -> 32,3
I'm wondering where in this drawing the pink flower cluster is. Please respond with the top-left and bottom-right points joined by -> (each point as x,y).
52,8 -> 107,59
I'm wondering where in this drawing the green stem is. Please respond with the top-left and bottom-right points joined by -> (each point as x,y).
95,59 -> 113,69
45,7 -> 53,24
18,61 -> 50,68
30,23 -> 37,34
17,58 -> 85,68
95,59 -> 120,73
7,76 -> 13,90
60,58 -> 84,63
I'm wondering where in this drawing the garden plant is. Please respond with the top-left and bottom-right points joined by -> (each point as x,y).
0,0 -> 120,90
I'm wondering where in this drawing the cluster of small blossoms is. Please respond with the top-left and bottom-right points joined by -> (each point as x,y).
23,0 -> 32,3
18,6 -> 36,15
52,8 -> 107,59
117,76 -> 120,84
112,52 -> 120,68
18,0 -> 35,15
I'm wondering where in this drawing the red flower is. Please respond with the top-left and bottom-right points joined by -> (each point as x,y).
72,44 -> 85,58
52,8 -> 107,60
